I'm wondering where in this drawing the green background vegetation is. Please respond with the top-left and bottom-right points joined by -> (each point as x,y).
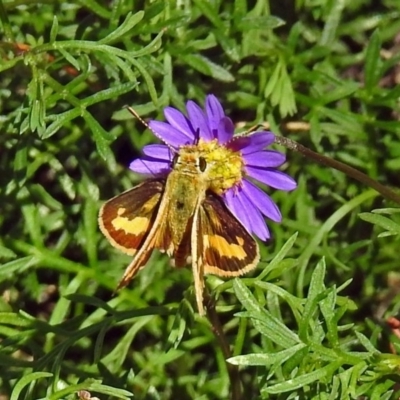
1,0 -> 400,399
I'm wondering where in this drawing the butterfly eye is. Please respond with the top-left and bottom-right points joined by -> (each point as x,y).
199,157 -> 207,172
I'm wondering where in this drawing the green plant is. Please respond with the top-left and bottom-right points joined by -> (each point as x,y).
1,0 -> 400,399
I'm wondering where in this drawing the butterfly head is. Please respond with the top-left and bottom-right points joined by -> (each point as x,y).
173,138 -> 244,195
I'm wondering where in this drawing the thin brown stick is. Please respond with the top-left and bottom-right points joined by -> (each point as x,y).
274,135 -> 400,206
204,291 -> 242,400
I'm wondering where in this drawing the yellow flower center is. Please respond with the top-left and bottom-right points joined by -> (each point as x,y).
181,138 -> 244,195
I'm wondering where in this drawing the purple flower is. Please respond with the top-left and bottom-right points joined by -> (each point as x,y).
130,95 -> 297,240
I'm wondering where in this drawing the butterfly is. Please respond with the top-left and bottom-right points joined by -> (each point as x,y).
99,110 -> 260,315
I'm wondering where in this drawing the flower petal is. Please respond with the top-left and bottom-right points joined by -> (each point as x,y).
149,120 -> 192,147
163,107 -> 195,140
242,179 -> 282,222
186,100 -> 212,140
216,117 -> 235,143
228,132 -> 275,154
224,188 -> 250,231
234,188 -> 270,240
224,188 -> 270,240
129,157 -> 171,175
142,144 -> 173,160
246,167 -> 297,191
205,94 -> 225,132
244,150 -> 286,168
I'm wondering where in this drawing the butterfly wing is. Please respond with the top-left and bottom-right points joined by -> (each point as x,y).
198,193 -> 260,276
99,179 -> 165,256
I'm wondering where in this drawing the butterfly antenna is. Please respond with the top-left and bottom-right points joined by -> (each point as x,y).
125,105 -> 149,128
124,105 -> 176,157
235,123 -> 260,137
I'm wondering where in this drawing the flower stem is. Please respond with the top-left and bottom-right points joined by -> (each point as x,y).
204,291 -> 242,400
274,136 -> 400,205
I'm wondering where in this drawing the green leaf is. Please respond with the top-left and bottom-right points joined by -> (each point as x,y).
0,245 -> 17,260
59,48 -> 82,72
279,65 -> 297,116
84,113 -> 114,160
258,232 -> 298,280
0,256 -> 38,280
21,203 -> 43,248
213,30 -> 240,62
372,208 -> 400,215
129,57 -> 159,104
30,99 -> 44,132
265,60 -> 296,117
237,15 -> 285,30
47,379 -> 133,400
264,62 -> 281,100
49,15 -> 59,43
321,81 -> 360,105
78,0 -> 111,18
180,54 -> 234,82
233,279 -> 301,348
255,281 -> 302,316
11,372 -> 53,400
93,320 -> 112,363
262,361 -> 342,394
319,0 -> 345,46
355,331 -> 380,354
99,11 -> 144,45
65,294 -> 115,314
299,259 -> 327,340
192,0 -> 225,30
359,212 -> 400,235
42,108 -> 81,139
319,287 -> 338,346
166,305 -> 190,351
318,107 -> 363,134
100,317 -> 154,373
83,82 -> 139,106
227,343 -> 306,366
364,30 -> 381,94
0,312 -> 32,326
307,258 -> 326,301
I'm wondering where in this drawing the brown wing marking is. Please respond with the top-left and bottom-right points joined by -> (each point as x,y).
171,216 -> 193,268
116,180 -> 174,290
199,193 -> 260,277
99,179 -> 165,256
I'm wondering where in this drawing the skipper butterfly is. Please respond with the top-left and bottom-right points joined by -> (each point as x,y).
99,140 -> 259,315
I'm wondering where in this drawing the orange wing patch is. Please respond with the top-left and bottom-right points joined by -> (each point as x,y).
199,193 -> 260,276
99,179 -> 164,255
